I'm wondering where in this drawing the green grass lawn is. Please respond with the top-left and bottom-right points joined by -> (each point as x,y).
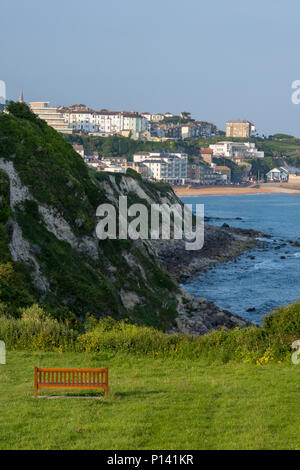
1,351 -> 300,450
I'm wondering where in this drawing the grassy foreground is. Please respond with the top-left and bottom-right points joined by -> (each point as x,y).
1,351 -> 300,450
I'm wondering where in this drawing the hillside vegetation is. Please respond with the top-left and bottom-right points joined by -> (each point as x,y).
65,132 -> 300,159
0,103 -> 179,328
1,300 -> 300,364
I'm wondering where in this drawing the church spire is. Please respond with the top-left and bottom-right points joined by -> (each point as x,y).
18,88 -> 23,103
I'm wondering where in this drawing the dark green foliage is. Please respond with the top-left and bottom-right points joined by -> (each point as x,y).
159,115 -> 193,125
126,167 -> 142,180
263,302 -> 300,342
6,101 -> 42,125
0,105 -> 101,236
272,133 -> 298,141
143,180 -> 173,196
65,133 -> 182,158
0,169 -> 11,223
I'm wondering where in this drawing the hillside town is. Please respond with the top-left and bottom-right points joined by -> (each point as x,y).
1,89 -> 300,187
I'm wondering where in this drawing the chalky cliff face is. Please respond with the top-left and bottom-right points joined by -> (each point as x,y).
0,103 -> 250,333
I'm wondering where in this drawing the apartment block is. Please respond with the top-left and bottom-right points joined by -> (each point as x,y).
214,166 -> 231,183
226,120 -> 255,138
209,141 -> 264,159
133,151 -> 188,184
60,107 -> 147,136
188,164 -> 218,185
29,102 -> 72,134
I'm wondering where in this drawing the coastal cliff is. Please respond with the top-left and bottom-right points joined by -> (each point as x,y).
0,103 -> 253,334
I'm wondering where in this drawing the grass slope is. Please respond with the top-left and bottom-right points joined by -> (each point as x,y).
1,351 -> 300,450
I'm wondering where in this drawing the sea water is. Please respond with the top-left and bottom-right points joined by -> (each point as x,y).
181,194 -> 300,323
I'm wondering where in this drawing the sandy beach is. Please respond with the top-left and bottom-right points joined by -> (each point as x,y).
173,183 -> 300,197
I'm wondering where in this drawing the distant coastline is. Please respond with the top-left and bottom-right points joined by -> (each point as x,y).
173,183 -> 300,197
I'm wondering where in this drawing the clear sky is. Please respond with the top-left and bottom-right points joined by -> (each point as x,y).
1,0 -> 300,136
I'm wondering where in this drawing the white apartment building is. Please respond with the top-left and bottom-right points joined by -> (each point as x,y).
70,119 -> 99,133
103,162 -> 126,173
140,112 -> 152,121
61,109 -> 147,136
122,113 -> 147,134
133,151 -> 188,184
209,142 -> 264,159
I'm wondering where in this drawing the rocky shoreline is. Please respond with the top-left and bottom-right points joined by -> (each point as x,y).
152,223 -> 267,335
170,287 -> 252,335
154,223 -> 267,282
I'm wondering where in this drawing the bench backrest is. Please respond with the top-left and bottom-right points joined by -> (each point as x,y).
35,367 -> 108,386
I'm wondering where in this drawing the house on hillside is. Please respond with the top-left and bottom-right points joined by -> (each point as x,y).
72,144 -> 84,158
266,167 -> 289,182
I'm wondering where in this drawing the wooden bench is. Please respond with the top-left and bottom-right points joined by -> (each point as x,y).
34,367 -> 108,398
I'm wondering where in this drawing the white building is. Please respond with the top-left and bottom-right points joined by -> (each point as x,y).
70,120 -> 99,133
0,80 -> 6,105
140,112 -> 174,122
151,113 -> 165,122
122,113 -> 147,134
133,151 -> 188,184
266,167 -> 289,182
61,109 -> 147,136
103,162 -> 126,173
209,141 -> 264,159
72,144 -> 84,158
140,112 -> 152,121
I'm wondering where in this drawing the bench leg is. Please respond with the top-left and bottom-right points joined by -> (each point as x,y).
104,386 -> 108,398
34,366 -> 38,397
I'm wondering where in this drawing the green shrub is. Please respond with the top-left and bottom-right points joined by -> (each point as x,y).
1,302 -> 300,364
0,309 -> 78,352
126,168 -> 142,180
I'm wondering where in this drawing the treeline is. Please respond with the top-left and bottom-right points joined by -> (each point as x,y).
64,134 -> 258,158
65,133 -> 300,160
65,134 -> 185,158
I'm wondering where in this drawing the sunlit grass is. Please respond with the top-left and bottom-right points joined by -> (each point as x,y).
1,351 -> 300,450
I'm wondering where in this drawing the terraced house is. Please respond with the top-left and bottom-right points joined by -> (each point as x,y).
59,106 -> 147,136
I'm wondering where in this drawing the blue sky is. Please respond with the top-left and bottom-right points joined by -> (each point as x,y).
1,0 -> 300,135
